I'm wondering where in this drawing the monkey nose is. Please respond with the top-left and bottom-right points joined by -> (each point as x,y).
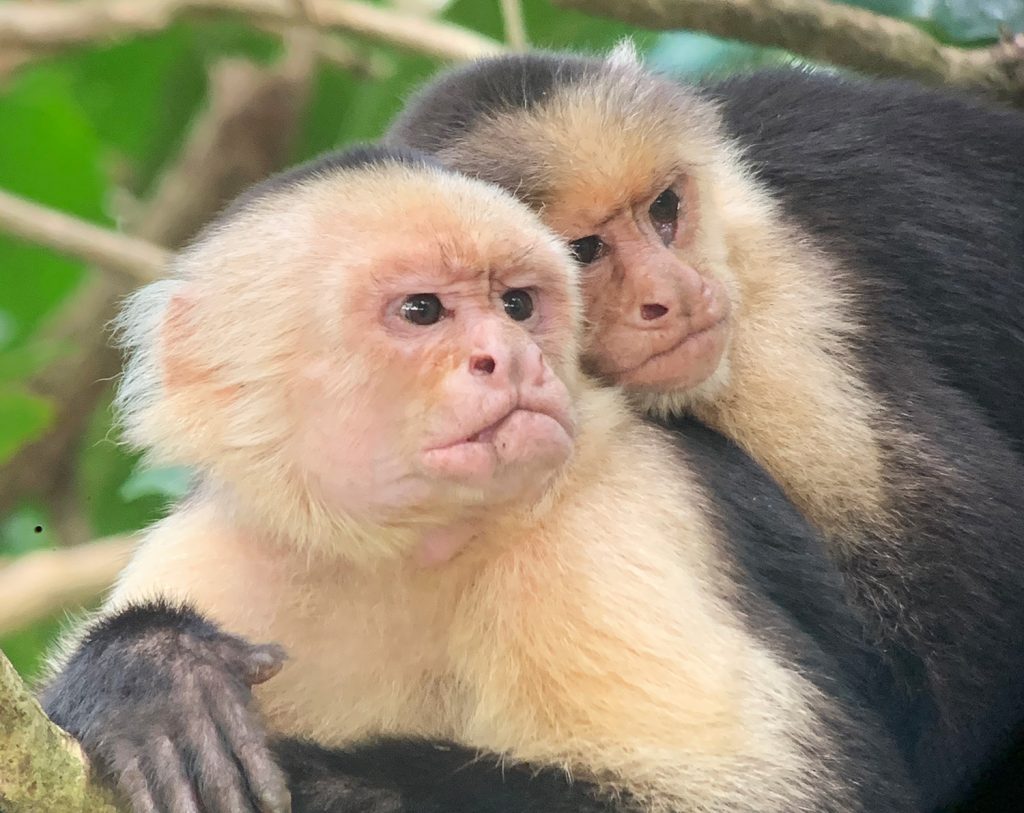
470,354 -> 497,375
641,303 -> 669,321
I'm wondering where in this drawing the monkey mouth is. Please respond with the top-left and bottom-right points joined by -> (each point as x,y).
616,316 -> 729,389
422,407 -> 574,482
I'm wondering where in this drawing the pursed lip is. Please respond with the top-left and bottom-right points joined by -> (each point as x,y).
427,399 -> 575,454
611,316 -> 727,377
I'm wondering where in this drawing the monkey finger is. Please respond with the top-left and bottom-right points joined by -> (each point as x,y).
104,745 -> 160,813
147,736 -> 203,813
205,681 -> 291,813
239,642 -> 288,686
191,738 -> 263,813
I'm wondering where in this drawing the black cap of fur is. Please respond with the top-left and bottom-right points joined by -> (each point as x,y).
387,52 -> 601,154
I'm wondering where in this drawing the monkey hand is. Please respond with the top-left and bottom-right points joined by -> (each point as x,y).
41,600 -> 292,813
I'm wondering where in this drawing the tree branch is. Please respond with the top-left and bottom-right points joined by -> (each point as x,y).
555,0 -> 1024,107
500,0 -> 528,51
0,0 -> 505,63
0,536 -> 136,637
0,650 -> 119,813
0,189 -> 169,285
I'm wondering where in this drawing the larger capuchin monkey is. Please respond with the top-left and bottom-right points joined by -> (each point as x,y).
41,146 -> 917,813
383,48 -> 1024,810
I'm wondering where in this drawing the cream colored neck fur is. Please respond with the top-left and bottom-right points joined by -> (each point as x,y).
645,156 -> 892,540
104,383 -> 840,811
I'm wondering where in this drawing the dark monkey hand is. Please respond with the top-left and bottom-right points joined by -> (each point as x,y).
41,600 -> 291,813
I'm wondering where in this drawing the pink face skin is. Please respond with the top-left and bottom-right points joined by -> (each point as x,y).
547,177 -> 731,394
298,235 -> 578,565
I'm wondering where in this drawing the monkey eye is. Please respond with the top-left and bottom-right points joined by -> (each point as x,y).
649,187 -> 680,226
400,293 -> 444,325
568,235 -> 605,266
502,289 -> 534,322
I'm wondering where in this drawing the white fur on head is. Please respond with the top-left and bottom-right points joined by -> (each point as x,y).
607,38 -> 643,71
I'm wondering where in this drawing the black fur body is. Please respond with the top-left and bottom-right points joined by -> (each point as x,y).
705,71 -> 1024,812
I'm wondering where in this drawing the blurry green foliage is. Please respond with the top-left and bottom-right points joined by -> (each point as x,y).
0,0 -> 1018,679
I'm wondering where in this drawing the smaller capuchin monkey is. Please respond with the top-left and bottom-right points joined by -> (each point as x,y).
42,146 -> 916,813
385,46 -> 1024,810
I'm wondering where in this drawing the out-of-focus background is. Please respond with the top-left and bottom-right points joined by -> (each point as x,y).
1,0 -> 1022,683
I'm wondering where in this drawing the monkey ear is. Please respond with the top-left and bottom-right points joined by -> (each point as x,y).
159,290 -> 211,393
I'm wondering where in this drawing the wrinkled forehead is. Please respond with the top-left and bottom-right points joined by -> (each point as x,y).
440,71 -> 720,232
201,164 -> 576,299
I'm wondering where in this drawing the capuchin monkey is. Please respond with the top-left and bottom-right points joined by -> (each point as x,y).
383,48 -> 1024,810
41,146 -> 917,813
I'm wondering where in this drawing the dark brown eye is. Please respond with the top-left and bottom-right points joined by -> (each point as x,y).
568,235 -> 605,266
502,289 -> 534,322
649,187 -> 679,226
401,294 -> 444,325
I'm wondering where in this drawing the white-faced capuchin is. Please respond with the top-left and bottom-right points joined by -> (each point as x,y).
383,47 -> 1024,811
41,146 -> 916,813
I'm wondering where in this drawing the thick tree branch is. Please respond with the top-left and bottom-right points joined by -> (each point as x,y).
556,0 -> 1024,107
0,651 -> 119,813
0,0 -> 505,63
0,190 -> 169,285
0,536 -> 136,637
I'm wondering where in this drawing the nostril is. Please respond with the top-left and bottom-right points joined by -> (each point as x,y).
471,355 -> 496,375
641,303 -> 669,321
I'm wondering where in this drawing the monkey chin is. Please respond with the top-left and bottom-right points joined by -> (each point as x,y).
421,408 -> 574,491
617,318 -> 729,394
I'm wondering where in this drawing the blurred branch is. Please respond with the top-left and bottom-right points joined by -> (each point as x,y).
0,190 -> 169,285
0,536 -> 136,637
0,51 -> 315,522
0,0 -> 505,63
500,0 -> 528,50
0,650 -> 119,813
556,0 -> 1024,107
254,20 -> 395,78
129,50 -> 315,246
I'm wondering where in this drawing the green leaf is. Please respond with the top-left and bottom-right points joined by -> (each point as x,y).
77,393 -> 174,537
931,0 -> 1024,43
58,24 -> 208,195
0,387 -> 56,465
0,504 -> 58,557
0,339 -> 72,384
0,614 -> 66,680
648,31 -> 801,78
120,464 -> 194,503
0,67 -> 106,347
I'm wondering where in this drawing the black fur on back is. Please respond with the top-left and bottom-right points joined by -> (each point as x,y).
705,69 -> 1024,457
386,52 -> 599,154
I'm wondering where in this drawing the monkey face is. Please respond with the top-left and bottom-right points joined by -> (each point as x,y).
543,174 -> 732,394
133,161 -> 582,549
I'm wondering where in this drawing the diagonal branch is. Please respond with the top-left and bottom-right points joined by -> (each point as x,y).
0,190 -> 169,285
0,0 -> 505,63
555,0 -> 1024,107
0,536 -> 136,637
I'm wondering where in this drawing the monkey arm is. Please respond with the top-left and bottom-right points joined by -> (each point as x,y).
277,737 -> 624,813
40,600 -> 291,813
